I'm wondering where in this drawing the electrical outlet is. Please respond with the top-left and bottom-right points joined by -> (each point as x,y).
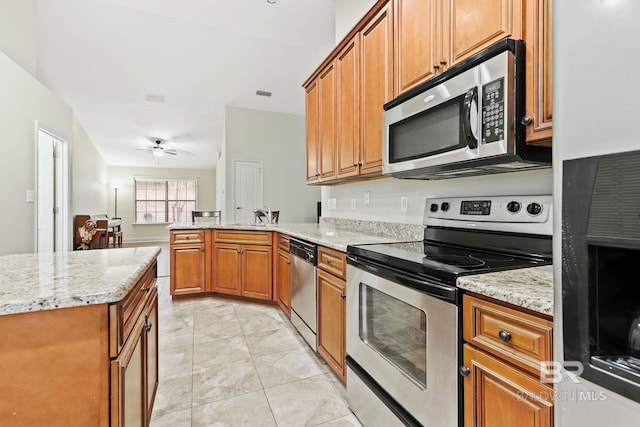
328,198 -> 337,210
351,198 -> 356,209
401,196 -> 408,211
364,191 -> 371,206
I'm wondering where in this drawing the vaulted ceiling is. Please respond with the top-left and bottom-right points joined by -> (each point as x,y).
36,0 -> 336,169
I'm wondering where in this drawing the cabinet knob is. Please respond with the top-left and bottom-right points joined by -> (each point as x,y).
433,63 -> 440,71
358,162 -> 363,166
459,366 -> 471,377
439,59 -> 447,66
145,322 -> 153,332
201,248 -> 205,253
498,330 -> 512,342
353,163 -> 358,167
327,259 -> 332,264
141,287 -> 151,292
341,294 -> 346,299
521,115 -> 533,126
185,236 -> 190,239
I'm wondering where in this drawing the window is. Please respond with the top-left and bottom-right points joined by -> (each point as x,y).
134,178 -> 197,223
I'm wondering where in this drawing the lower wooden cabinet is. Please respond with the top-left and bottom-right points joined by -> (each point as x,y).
317,269 -> 347,381
170,243 -> 207,295
462,294 -> 553,427
111,288 -> 159,427
463,344 -> 553,427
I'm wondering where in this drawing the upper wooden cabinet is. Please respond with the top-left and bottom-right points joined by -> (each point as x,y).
394,0 -> 440,93
305,81 -> 319,182
336,36 -> 361,179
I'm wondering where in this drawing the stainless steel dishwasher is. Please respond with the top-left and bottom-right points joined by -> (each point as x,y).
289,237 -> 317,351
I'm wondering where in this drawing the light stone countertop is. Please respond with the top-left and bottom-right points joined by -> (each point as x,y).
0,246 -> 160,316
457,265 -> 554,316
169,221 -> 422,252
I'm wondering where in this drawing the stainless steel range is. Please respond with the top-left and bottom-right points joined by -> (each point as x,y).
345,195 -> 553,426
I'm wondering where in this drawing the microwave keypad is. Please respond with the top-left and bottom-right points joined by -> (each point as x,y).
481,78 -> 505,144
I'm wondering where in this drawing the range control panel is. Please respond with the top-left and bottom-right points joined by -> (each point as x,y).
424,195 -> 553,235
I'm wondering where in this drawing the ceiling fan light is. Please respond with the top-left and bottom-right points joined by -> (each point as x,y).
152,148 -> 164,158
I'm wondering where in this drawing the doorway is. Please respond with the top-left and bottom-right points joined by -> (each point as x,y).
37,129 -> 69,253
234,160 -> 263,224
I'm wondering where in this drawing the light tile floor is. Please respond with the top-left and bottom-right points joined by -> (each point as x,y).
148,246 -> 363,427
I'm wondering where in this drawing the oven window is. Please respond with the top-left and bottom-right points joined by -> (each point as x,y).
359,284 -> 427,388
388,93 -> 467,163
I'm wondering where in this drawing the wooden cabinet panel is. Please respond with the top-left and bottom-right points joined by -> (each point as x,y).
319,63 -> 337,180
242,245 -> 273,300
276,248 -> 291,316
214,230 -> 272,245
305,81 -> 320,182
336,36 -> 361,179
446,0 -> 523,65
317,269 -> 347,382
170,244 -> 206,296
524,0 -> 552,145
463,344 -> 553,427
145,291 -> 158,419
213,244 -> 242,295
360,2 -> 392,176
394,0 -> 439,94
170,229 -> 205,244
317,246 -> 347,280
463,295 -> 552,376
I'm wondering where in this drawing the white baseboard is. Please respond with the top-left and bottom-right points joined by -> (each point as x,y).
123,237 -> 170,244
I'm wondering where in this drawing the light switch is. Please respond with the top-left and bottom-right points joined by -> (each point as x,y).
26,190 -> 35,203
351,198 -> 356,209
364,191 -> 371,206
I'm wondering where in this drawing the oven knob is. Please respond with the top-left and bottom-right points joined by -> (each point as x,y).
440,202 -> 450,211
506,201 -> 521,213
430,203 -> 438,212
527,202 -> 543,216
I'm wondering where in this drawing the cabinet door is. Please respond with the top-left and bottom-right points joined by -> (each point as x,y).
317,269 -> 346,382
213,244 -> 242,295
276,249 -> 291,316
111,319 -> 146,427
360,2 -> 392,176
305,80 -> 320,183
170,243 -> 206,296
463,344 -> 553,427
445,0 -> 523,65
242,245 -> 273,300
145,291 -> 158,422
336,36 -> 361,179
318,63 -> 337,181
394,0 -> 439,94
524,0 -> 552,145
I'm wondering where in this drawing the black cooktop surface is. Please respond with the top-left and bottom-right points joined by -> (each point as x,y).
347,240 -> 551,285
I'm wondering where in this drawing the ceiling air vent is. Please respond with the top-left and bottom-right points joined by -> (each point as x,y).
145,94 -> 164,103
256,90 -> 272,97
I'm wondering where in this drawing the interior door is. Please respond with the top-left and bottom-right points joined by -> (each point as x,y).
37,131 -> 55,253
234,160 -> 263,223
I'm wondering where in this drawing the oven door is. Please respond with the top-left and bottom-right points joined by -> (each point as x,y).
346,262 -> 458,427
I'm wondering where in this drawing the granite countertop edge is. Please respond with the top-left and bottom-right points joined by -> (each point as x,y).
0,247 -> 161,316
456,265 -> 554,316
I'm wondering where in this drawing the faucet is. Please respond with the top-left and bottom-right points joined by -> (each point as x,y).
252,206 -> 273,224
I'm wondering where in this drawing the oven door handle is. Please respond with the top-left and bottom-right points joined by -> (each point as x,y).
347,255 -> 458,304
462,87 -> 478,149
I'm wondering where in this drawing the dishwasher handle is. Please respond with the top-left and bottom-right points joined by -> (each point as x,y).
290,238 -> 317,265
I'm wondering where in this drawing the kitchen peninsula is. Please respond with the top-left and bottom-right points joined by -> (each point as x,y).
0,247 -> 160,427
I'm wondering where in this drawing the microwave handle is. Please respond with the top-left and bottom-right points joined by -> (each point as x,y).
462,87 -> 478,149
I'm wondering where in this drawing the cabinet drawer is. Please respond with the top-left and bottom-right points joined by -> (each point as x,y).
171,229 -> 205,244
278,233 -> 290,251
110,263 -> 157,358
318,246 -> 347,280
214,230 -> 272,245
463,295 -> 553,376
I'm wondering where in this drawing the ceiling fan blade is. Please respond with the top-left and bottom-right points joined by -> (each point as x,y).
135,148 -> 151,151
164,150 -> 178,155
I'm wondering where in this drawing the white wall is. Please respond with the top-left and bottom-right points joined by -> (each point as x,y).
335,0 -> 377,41
108,165 -> 216,242
224,106 -> 321,223
0,51 -> 72,255
71,118 -> 108,215
0,0 -> 36,76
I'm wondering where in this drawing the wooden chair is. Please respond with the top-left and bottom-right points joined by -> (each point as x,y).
255,210 -> 279,224
192,210 -> 222,223
108,219 -> 123,248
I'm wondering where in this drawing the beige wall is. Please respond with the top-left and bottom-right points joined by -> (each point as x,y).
335,0 -> 377,40
224,106 -> 321,224
71,119 -> 109,216
108,166 -> 216,242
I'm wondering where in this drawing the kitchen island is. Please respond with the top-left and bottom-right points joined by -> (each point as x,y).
0,247 -> 160,426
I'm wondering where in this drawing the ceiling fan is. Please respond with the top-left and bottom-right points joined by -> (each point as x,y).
138,139 -> 177,158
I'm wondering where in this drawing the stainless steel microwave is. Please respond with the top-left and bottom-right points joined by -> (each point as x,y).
382,39 -> 550,179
